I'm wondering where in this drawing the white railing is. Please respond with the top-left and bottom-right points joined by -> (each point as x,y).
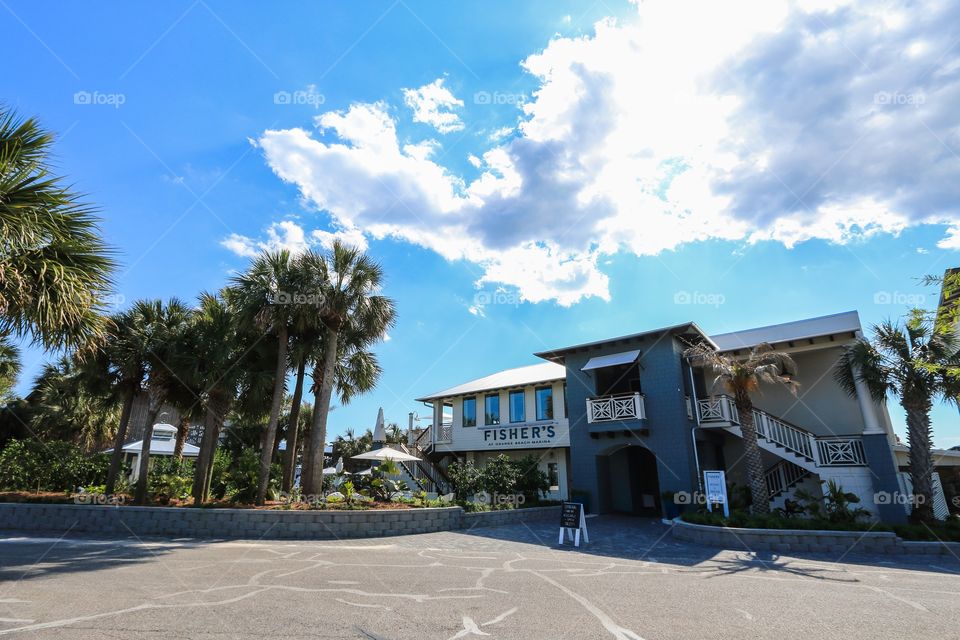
697,395 -> 867,467
765,460 -> 809,498
697,395 -> 738,423
753,410 -> 815,461
435,422 -> 453,444
586,392 -> 646,423
816,438 -> 867,466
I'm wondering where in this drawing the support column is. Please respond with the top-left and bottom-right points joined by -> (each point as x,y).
849,336 -> 906,523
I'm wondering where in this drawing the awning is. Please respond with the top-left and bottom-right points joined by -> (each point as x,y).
581,349 -> 641,371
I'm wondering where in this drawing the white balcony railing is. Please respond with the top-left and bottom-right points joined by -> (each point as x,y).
816,438 -> 867,466
696,395 -> 738,423
586,392 -> 646,423
435,422 -> 453,444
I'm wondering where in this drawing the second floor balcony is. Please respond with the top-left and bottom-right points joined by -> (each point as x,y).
586,392 -> 646,424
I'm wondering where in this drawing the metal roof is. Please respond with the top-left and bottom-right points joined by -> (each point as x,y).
534,321 -> 713,363
710,310 -> 861,352
415,362 -> 566,402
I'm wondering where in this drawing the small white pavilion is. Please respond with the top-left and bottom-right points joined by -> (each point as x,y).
105,423 -> 200,482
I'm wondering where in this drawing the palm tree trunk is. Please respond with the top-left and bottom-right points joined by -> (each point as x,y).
105,386 -> 136,495
174,417 -> 190,460
904,398 -> 935,523
305,328 -> 339,495
257,325 -> 289,505
134,396 -> 165,505
735,389 -> 770,514
203,397 -> 229,502
192,404 -> 219,504
281,358 -> 307,493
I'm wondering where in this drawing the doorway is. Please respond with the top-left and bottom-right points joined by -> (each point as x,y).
600,445 -> 661,516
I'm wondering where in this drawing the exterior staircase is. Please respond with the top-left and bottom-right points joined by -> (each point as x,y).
697,395 -> 869,508
387,441 -> 451,495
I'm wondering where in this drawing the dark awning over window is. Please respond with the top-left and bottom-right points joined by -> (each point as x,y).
580,349 -> 641,371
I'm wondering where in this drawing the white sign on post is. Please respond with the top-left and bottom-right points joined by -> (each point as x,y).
703,470 -> 729,517
558,502 -> 589,547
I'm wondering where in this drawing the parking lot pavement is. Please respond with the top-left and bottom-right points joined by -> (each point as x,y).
1,516 -> 958,639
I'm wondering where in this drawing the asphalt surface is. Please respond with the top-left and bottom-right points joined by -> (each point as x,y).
0,516 -> 958,639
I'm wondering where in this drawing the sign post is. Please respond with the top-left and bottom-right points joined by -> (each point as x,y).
703,470 -> 729,517
559,501 -> 589,547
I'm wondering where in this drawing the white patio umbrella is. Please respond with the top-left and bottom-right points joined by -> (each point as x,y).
351,447 -> 420,463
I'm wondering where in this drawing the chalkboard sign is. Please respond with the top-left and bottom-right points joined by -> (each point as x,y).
558,501 -> 589,547
560,501 -> 582,529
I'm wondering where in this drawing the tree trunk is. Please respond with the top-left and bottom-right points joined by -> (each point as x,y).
904,398 -> 935,523
105,386 -> 136,495
134,394 -> 165,505
304,328 -> 339,496
735,389 -> 770,514
192,401 -> 222,505
174,417 -> 190,460
281,358 -> 307,493
256,325 -> 289,505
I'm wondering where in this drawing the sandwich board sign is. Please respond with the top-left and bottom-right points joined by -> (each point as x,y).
703,470 -> 729,517
558,501 -> 589,547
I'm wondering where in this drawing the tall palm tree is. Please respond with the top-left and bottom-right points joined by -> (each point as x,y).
685,342 -> 798,514
836,310 -> 960,523
231,251 -> 297,505
0,108 -> 115,351
100,306 -> 150,495
133,298 -> 193,504
301,242 -> 395,495
187,291 -> 246,504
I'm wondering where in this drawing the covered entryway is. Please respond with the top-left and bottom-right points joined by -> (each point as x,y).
596,444 -> 661,516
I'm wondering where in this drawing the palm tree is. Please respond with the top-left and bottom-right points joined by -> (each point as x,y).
230,251 -> 297,505
187,291 -> 246,504
27,355 -> 119,451
100,306 -> 150,495
301,242 -> 395,495
835,310 -> 960,523
132,299 -> 193,504
0,108 -> 115,351
0,337 -> 20,402
685,342 -> 798,514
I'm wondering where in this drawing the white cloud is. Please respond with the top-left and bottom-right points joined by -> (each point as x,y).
402,78 -> 464,134
221,220 -> 367,258
250,0 -> 960,306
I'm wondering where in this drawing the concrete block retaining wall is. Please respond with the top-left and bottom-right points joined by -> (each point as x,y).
672,518 -> 960,557
0,503 -> 560,540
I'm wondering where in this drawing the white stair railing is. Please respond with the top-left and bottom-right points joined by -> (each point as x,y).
765,459 -> 809,498
697,395 -> 866,467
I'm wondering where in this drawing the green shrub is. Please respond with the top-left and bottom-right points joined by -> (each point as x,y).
225,447 -> 279,503
148,457 -> 194,502
512,455 -> 550,502
479,454 -> 521,497
0,440 -> 109,492
446,460 -> 481,501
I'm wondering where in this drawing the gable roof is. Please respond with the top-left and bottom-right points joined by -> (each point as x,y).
415,362 -> 566,402
534,321 -> 713,363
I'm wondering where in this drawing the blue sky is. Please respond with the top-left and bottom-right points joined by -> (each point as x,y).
5,0 -> 960,447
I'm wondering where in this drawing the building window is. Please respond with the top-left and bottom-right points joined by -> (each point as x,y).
509,390 -> 525,423
484,393 -> 500,426
536,386 -> 554,421
463,397 -> 476,427
547,462 -> 559,491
